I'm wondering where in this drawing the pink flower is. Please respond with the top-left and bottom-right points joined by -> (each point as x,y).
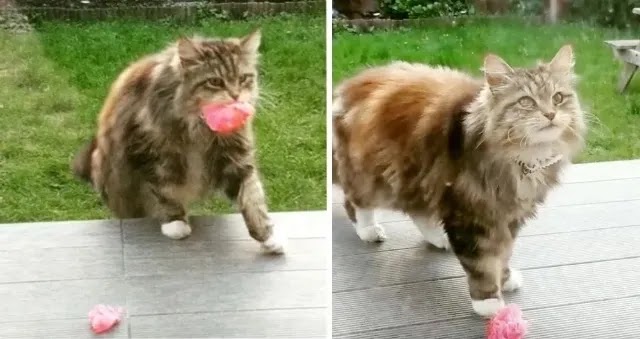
201,102 -> 254,134
486,304 -> 529,339
88,304 -> 124,334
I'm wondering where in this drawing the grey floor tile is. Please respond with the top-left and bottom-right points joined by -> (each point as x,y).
334,318 -> 486,339
0,219 -> 121,250
562,159 -> 640,183
0,279 -> 126,323
546,177 -> 640,206
0,211 -> 328,338
526,296 -> 640,339
124,238 -> 326,277
130,309 -> 326,338
0,246 -> 123,283
333,161 -> 640,337
122,211 -> 326,243
126,270 -> 326,316
0,318 -> 128,339
334,222 -> 640,291
333,257 -> 640,335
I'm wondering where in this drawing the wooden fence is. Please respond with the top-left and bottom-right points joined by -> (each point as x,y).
1,1 -> 323,22
333,15 -> 544,31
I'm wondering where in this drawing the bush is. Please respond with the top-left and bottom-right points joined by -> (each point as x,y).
567,0 -> 640,28
380,0 -> 472,19
12,0 -> 302,8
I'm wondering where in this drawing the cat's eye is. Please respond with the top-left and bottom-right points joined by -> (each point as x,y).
518,96 -> 535,107
207,77 -> 224,88
553,92 -> 564,104
240,73 -> 254,84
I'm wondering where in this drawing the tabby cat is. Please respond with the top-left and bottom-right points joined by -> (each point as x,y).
332,45 -> 585,316
72,30 -> 286,254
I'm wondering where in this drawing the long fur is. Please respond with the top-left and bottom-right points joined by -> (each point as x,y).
333,45 -> 586,312
71,31 -> 280,247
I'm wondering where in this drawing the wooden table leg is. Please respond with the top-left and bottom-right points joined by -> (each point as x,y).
618,62 -> 638,93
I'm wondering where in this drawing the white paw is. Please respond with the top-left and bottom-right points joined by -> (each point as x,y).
261,226 -> 287,254
503,269 -> 523,292
421,226 -> 451,250
355,224 -> 387,242
161,220 -> 192,240
472,298 -> 505,318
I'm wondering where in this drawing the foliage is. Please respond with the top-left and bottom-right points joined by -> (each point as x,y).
12,0 -> 308,8
380,0 -> 472,19
334,20 -> 640,163
0,15 -> 325,221
567,0 -> 640,28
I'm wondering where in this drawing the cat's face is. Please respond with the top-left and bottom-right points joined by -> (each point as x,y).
482,45 -> 582,146
177,31 -> 261,111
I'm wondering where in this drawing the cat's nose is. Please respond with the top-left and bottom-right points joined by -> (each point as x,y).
543,111 -> 556,121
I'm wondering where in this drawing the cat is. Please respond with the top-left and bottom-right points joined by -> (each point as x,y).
332,45 -> 585,316
71,30 -> 286,254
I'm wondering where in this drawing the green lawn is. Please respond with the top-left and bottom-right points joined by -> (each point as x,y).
334,19 -> 640,163
0,15 -> 326,222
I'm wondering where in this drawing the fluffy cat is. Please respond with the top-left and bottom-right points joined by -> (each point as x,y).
72,30 -> 286,254
332,45 -> 585,316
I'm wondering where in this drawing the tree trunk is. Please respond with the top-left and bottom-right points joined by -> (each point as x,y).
334,0 -> 379,19
473,0 -> 510,14
545,0 -> 570,22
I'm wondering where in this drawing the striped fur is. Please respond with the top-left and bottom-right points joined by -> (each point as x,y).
72,31 -> 284,251
333,45 -> 586,316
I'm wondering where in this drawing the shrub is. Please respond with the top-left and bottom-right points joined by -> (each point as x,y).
380,0 -> 472,19
567,0 -> 640,28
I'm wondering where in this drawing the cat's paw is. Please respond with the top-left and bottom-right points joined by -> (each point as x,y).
261,226 -> 286,254
421,226 -> 451,250
161,220 -> 192,240
503,269 -> 523,292
355,224 -> 387,242
471,298 -> 505,318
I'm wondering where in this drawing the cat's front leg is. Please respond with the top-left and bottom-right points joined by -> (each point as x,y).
232,170 -> 286,254
445,218 -> 512,317
151,189 -> 192,240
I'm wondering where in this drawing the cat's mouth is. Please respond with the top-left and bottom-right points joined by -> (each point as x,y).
539,123 -> 557,131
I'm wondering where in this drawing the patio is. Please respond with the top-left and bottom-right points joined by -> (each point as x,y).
332,160 -> 640,338
0,211 -> 328,338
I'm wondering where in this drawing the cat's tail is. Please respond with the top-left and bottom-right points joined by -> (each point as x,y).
71,136 -> 97,184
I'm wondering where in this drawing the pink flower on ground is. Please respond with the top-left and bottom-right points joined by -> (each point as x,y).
486,304 -> 528,339
88,304 -> 124,334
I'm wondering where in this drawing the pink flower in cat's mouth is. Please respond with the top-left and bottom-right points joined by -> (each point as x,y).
200,101 -> 254,134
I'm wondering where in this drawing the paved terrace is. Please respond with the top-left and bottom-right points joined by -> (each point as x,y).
333,160 -> 640,338
0,211 -> 328,338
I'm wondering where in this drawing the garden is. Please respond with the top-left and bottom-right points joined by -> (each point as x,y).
0,3 -> 326,221
334,0 -> 640,163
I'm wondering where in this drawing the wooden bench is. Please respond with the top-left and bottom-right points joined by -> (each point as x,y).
605,8 -> 640,93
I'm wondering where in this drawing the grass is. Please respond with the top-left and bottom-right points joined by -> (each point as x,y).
333,19 -> 640,163
0,15 -> 325,222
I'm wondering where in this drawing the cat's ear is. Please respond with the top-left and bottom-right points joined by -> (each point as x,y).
240,29 -> 261,55
177,37 -> 202,68
549,44 -> 574,74
483,54 -> 513,87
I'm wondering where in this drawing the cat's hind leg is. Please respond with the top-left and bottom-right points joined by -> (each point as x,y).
410,214 -> 451,250
345,199 -> 386,243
